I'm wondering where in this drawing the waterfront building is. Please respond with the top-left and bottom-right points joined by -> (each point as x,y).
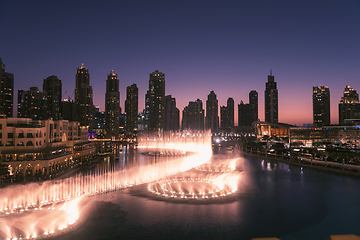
148,70 -> 165,132
313,86 -> 330,127
17,87 -> 48,120
264,70 -> 278,123
339,85 -> 360,125
0,117 -> 95,177
43,75 -> 62,120
0,58 -> 14,117
105,70 -> 120,137
75,63 -> 94,130
165,95 -> 180,131
125,84 -> 138,133
205,91 -> 219,132
182,99 -> 204,131
290,125 -> 360,148
253,121 -> 293,139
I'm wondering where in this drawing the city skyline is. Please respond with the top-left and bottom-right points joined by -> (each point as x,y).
1,1 -> 359,126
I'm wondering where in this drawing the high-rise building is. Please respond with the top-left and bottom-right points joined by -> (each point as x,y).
105,70 -> 120,136
62,98 -> 75,122
313,86 -> 330,127
220,106 -> 228,130
339,85 -> 360,125
249,90 -> 258,122
165,95 -> 180,131
227,98 -> 234,130
148,70 -> 165,131
238,101 -> 251,126
264,70 -> 278,123
75,63 -> 93,131
43,75 -> 62,120
0,58 -> 14,117
18,87 -> 48,120
125,84 -> 138,133
182,99 -> 204,131
17,90 -> 25,118
205,91 -> 219,132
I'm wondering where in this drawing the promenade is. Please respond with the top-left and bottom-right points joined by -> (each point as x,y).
240,146 -> 360,178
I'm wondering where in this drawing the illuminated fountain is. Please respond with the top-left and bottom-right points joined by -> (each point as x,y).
147,158 -> 240,202
0,131 -> 213,240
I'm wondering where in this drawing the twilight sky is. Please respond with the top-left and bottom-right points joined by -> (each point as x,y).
1,0 -> 359,126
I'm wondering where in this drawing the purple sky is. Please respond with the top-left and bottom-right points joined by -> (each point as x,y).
1,0 -> 359,126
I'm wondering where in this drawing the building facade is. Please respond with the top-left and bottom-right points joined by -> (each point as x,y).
148,70 -> 165,132
0,58 -> 14,117
249,90 -> 258,122
105,70 -> 120,137
43,75 -> 62,120
205,91 -> 219,132
164,95 -> 180,131
75,63 -> 93,130
313,86 -> 330,127
264,70 -> 278,123
125,84 -> 138,133
182,99 -> 204,131
17,87 -> 48,120
339,85 -> 360,125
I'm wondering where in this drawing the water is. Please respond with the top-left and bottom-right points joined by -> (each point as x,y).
55,149 -> 360,240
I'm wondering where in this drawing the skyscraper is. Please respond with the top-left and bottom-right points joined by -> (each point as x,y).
0,58 -> 14,117
238,90 -> 258,127
220,106 -> 228,130
313,86 -> 330,127
43,75 -> 62,120
148,70 -> 165,132
75,63 -> 94,130
18,87 -> 48,120
105,70 -> 120,136
227,98 -> 234,130
205,91 -> 219,132
125,84 -> 138,133
238,101 -> 251,126
339,85 -> 360,125
165,95 -> 180,131
249,90 -> 258,122
182,99 -> 204,131
264,70 -> 278,123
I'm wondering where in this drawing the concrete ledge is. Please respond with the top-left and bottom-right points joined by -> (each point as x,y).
327,235 -> 360,240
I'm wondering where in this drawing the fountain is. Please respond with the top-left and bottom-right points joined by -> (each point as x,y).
0,131 -> 213,239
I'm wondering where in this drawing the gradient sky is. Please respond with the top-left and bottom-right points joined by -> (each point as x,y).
1,0 -> 359,126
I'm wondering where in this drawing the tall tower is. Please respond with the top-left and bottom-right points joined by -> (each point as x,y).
313,86 -> 330,127
264,70 -> 278,123
148,70 -> 165,131
43,75 -> 62,120
18,87 -> 48,120
105,70 -> 120,136
165,95 -> 180,131
220,106 -> 228,130
339,85 -> 360,125
75,63 -> 93,130
205,91 -> 219,132
249,90 -> 258,122
0,58 -> 14,117
227,98 -> 234,130
125,84 -> 138,133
